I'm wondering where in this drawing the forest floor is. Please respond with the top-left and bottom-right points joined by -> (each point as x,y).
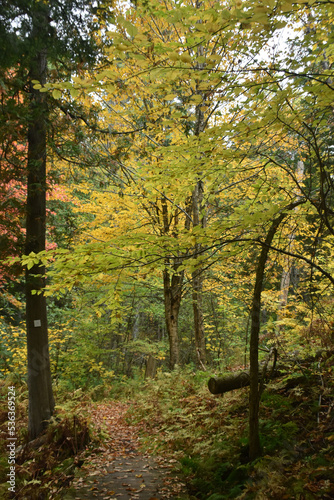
62,402 -> 189,500
1,361 -> 333,499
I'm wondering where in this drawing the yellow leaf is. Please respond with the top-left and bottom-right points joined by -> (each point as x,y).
180,53 -> 192,63
169,52 -> 180,61
164,94 -> 177,100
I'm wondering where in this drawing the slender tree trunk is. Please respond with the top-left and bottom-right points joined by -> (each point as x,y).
26,8 -> 54,439
192,181 -> 207,372
277,161 -> 304,322
191,153 -> 207,368
192,269 -> 206,369
249,214 -> 286,461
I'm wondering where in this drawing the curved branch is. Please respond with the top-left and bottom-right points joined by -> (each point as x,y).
255,240 -> 334,286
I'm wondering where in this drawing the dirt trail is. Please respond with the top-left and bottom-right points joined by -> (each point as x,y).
65,402 -> 189,500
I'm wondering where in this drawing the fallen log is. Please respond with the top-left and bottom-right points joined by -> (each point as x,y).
208,371 -> 250,395
208,348 -> 278,395
208,347 -> 333,395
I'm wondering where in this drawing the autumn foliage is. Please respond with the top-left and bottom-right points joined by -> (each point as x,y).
1,0 -> 334,497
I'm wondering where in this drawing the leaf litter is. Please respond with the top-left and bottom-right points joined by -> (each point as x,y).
64,401 -> 189,499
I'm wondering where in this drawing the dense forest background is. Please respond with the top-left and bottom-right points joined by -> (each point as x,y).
0,0 -> 333,498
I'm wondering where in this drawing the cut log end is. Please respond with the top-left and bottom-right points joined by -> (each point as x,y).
208,377 -> 221,395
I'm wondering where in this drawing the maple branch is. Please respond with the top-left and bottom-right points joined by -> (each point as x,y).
254,242 -> 334,286
214,170 -> 265,195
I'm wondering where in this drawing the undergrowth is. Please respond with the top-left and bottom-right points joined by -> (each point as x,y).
1,355 -> 333,499
126,364 -> 334,499
0,383 -> 101,500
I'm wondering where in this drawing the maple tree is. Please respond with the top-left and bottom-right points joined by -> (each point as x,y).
0,74 -> 27,287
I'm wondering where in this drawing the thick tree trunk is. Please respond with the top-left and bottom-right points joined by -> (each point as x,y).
145,354 -> 157,379
26,9 -> 54,439
163,268 -> 182,369
161,197 -> 185,370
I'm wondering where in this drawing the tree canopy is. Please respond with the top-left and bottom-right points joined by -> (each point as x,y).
1,0 -> 334,474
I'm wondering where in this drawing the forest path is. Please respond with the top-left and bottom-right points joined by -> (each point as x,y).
65,401 -> 189,500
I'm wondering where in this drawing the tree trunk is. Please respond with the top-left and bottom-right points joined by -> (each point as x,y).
248,214 -> 286,461
163,267 -> 182,369
191,180 -> 207,369
208,349 -> 277,395
145,354 -> 157,379
26,8 -> 54,440
277,161 -> 304,323
190,45 -> 208,367
161,197 -> 185,370
192,270 -> 206,369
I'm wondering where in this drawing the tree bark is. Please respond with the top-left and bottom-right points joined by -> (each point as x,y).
145,354 -> 157,379
192,272 -> 207,370
26,7 -> 54,439
163,267 -> 182,369
190,150 -> 207,368
161,197 -> 186,370
191,181 -> 207,369
208,372 -> 251,394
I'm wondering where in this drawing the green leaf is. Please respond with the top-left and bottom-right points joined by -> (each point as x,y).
70,88 -> 79,98
123,20 -> 138,37
52,89 -> 62,99
252,13 -> 270,24
180,53 -> 192,63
